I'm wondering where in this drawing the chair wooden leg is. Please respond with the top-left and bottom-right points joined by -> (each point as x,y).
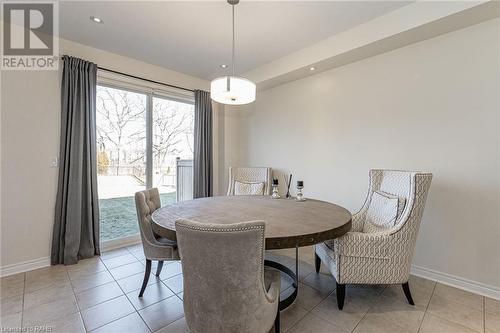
402,282 -> 415,305
139,259 -> 152,297
315,253 -> 321,273
156,261 -> 164,276
274,305 -> 280,333
336,283 -> 346,310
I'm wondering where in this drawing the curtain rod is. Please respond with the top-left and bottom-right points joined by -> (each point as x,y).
97,67 -> 195,93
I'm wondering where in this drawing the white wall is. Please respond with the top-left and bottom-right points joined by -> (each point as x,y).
225,19 -> 500,290
0,38 -> 209,271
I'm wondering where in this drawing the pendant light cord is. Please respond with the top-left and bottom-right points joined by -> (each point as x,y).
232,4 -> 235,77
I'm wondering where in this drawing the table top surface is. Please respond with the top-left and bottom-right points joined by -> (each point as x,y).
151,195 -> 352,249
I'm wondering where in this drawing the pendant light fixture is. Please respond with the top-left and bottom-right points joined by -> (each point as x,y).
210,0 -> 256,105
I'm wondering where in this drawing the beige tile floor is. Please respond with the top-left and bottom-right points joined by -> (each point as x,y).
1,244 -> 499,333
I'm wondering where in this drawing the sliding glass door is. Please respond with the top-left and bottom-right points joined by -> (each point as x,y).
96,86 -> 146,242
96,84 -> 194,242
152,96 -> 195,205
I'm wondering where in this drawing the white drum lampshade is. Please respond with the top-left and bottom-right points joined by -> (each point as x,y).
210,76 -> 256,105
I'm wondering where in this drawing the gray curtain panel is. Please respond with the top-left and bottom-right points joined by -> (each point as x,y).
51,55 -> 100,265
193,90 -> 213,198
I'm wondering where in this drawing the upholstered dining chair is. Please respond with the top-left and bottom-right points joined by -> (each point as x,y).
175,219 -> 281,333
227,166 -> 272,196
134,188 -> 179,297
315,169 -> 433,310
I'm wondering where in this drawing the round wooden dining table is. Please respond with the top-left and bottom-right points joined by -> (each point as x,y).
151,195 -> 352,310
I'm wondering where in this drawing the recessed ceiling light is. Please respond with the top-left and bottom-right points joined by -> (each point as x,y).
220,64 -> 227,68
90,16 -> 103,24
309,66 -> 316,71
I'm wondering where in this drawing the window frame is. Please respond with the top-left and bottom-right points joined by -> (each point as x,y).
96,70 -> 195,189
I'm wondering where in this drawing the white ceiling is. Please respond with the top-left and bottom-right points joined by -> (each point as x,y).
59,1 -> 410,80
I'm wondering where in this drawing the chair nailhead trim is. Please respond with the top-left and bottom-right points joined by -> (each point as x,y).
177,223 -> 266,288
176,225 -> 264,233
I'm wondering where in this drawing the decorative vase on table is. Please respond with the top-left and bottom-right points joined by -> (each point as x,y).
284,174 -> 292,199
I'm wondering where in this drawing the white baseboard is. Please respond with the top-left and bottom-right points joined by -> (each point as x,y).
1,256 -> 51,278
411,264 -> 500,300
0,235 -> 141,278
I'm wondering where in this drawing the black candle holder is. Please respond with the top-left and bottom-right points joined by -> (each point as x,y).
271,178 -> 280,199
296,180 -> 305,201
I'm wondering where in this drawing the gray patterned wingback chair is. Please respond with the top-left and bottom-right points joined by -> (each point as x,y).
314,170 -> 433,310
227,167 -> 272,196
135,188 -> 179,297
175,219 -> 281,333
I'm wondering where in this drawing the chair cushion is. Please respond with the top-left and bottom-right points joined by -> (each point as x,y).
234,180 -> 265,195
155,236 -> 178,248
377,190 -> 406,218
264,267 -> 280,292
363,191 -> 405,233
